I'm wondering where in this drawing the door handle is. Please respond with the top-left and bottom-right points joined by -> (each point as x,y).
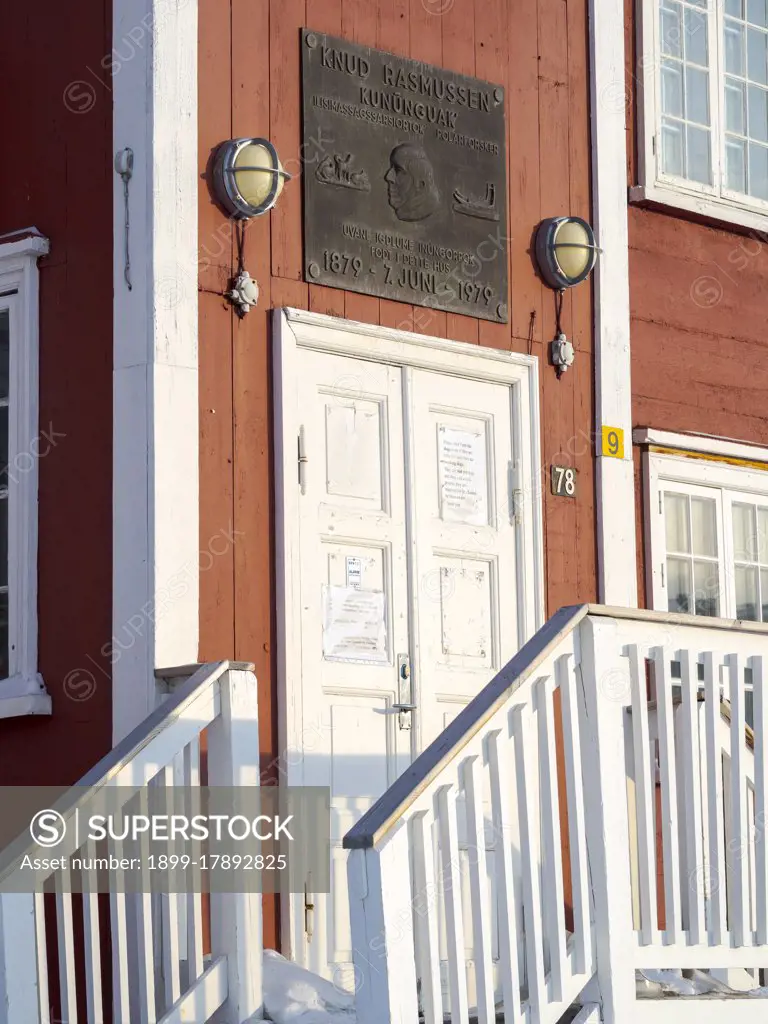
396,654 -> 415,729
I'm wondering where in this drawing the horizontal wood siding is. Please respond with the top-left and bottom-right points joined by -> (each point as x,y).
198,0 -> 596,948
0,1 -> 113,783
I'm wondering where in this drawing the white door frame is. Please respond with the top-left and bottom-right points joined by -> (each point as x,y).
272,306 -> 544,961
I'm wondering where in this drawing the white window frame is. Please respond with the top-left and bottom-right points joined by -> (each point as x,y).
634,0 -> 768,231
643,439 -> 768,619
0,232 -> 51,718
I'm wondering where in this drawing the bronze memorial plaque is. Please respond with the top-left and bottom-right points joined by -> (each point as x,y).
301,29 -> 508,323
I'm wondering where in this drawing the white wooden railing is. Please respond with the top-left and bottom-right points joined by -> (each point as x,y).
0,661 -> 262,1024
344,606 -> 768,1024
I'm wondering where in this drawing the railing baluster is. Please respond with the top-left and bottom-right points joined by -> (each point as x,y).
753,655 -> 768,945
437,783 -> 470,1024
347,829 -> 420,1024
183,737 -> 204,984
628,644 -> 658,944
135,789 -> 157,1024
512,704 -> 547,1019
652,647 -> 683,943
704,652 -> 728,944
411,811 -> 443,1024
110,837 -> 131,1022
487,730 -> 524,1024
0,893 -> 50,1024
82,837 -> 104,1024
34,893 -> 51,1023
679,649 -> 706,945
729,654 -> 752,946
535,676 -> 567,1000
207,668 -> 263,1021
160,764 -> 181,1010
56,865 -> 79,1024
462,755 -> 495,1024
557,653 -> 592,975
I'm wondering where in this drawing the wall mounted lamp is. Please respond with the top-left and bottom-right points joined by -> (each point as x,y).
534,216 -> 599,377
211,137 -> 292,316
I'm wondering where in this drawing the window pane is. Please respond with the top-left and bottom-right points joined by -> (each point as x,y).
736,564 -> 759,618
749,140 -> 768,195
665,492 -> 691,552
0,499 -> 6,591
691,496 -> 717,555
758,506 -> 768,561
693,560 -> 719,615
726,136 -> 748,189
662,1 -> 683,57
0,406 -> 8,484
0,312 -> 8,402
749,83 -> 768,139
761,568 -> 768,618
749,0 -> 768,26
687,124 -> 712,182
733,501 -> 757,559
662,117 -> 685,175
726,19 -> 746,75
727,0 -> 744,15
685,7 -> 709,64
668,556 -> 692,613
748,26 -> 768,83
727,77 -> 747,132
686,66 -> 710,123
0,592 -> 7,681
662,59 -> 684,116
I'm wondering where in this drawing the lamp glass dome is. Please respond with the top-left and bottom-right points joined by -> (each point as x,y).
535,215 -> 597,290
233,141 -> 285,210
553,218 -> 593,279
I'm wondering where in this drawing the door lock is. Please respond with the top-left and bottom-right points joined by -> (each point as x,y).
393,653 -> 416,729
304,881 -> 315,940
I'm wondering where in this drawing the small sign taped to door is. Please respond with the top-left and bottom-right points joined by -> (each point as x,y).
322,584 -> 387,663
345,556 -> 362,590
437,425 -> 488,526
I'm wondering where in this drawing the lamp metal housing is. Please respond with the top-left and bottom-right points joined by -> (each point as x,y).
213,137 -> 290,219
535,216 -> 598,290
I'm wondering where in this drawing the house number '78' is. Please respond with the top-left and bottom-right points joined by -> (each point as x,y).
551,465 -> 577,498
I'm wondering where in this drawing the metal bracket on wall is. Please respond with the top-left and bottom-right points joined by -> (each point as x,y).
115,148 -> 134,291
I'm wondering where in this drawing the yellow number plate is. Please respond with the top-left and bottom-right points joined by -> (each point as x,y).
601,426 -> 625,459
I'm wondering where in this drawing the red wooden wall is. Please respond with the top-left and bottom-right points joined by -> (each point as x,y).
0,1 -> 113,784
624,0 -> 768,603
198,0 -> 597,947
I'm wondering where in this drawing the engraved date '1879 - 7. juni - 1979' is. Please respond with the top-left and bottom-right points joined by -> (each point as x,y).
301,29 -> 509,324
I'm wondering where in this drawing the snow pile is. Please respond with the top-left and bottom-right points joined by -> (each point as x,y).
637,968 -> 768,998
263,950 -> 357,1024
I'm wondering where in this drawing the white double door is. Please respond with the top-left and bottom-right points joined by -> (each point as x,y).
285,345 -> 523,984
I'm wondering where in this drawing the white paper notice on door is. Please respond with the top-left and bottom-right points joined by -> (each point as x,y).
322,584 -> 387,663
437,425 -> 488,526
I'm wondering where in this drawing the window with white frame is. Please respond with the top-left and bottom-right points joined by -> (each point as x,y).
639,0 -> 768,223
0,233 -> 51,717
647,448 -> 768,725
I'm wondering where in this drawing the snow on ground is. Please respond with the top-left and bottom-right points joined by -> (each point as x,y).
263,950 -> 357,1024
262,949 -> 768,1023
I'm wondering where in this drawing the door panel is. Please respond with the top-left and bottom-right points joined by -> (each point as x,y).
286,350 -> 523,986
407,369 -> 519,750
295,351 -> 410,983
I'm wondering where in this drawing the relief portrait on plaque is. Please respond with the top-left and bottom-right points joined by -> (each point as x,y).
384,144 -> 440,223
302,30 -> 508,323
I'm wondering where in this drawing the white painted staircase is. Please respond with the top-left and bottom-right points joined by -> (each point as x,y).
343,605 -> 768,1024
2,607 -> 768,1024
